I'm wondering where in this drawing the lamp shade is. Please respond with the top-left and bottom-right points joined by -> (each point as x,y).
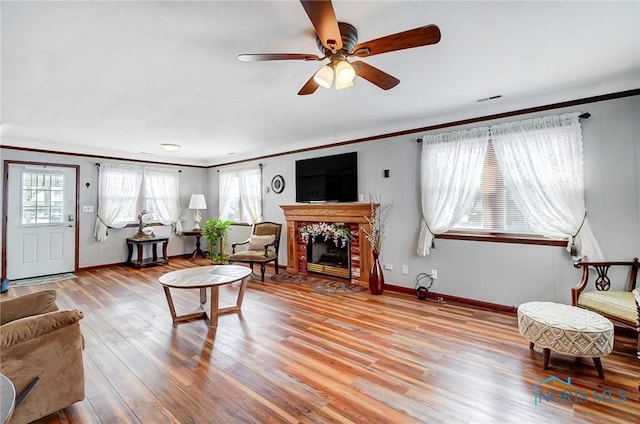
335,78 -> 354,90
188,194 -> 207,210
313,65 -> 334,88
335,60 -> 356,84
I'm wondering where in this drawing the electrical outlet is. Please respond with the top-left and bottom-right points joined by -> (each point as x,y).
431,269 -> 438,279
384,264 -> 393,270
401,265 -> 409,275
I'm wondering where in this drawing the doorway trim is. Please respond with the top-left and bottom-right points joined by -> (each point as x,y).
2,160 -> 80,280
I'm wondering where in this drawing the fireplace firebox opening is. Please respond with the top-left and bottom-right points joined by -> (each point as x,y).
307,240 -> 351,279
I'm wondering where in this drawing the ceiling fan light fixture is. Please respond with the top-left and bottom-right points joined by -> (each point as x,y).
313,65 -> 334,88
335,77 -> 354,90
335,60 -> 356,84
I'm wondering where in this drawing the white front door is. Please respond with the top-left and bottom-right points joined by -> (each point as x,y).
6,164 -> 77,279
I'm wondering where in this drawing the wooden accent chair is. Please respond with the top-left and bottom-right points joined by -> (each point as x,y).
228,222 -> 282,282
572,258 -> 639,330
0,290 -> 85,424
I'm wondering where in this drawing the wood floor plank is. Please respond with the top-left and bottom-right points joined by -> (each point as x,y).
4,258 -> 638,424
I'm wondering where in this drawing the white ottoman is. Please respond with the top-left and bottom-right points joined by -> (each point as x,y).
518,301 -> 614,378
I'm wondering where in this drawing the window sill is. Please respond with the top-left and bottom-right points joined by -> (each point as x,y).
437,231 -> 567,247
229,222 -> 252,227
123,222 -> 165,228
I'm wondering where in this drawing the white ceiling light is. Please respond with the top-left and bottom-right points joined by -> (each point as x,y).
161,143 -> 181,151
314,60 -> 355,91
335,77 -> 354,90
335,60 -> 356,84
313,65 -> 334,88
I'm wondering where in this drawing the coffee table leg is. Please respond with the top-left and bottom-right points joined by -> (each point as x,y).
218,279 -> 248,315
209,286 -> 220,327
162,285 -> 207,323
236,277 -> 248,309
200,287 -> 207,309
593,357 -> 605,378
543,348 -> 551,370
163,286 -> 178,322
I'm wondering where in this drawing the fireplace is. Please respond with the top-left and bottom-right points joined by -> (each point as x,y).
281,203 -> 376,287
307,237 -> 351,279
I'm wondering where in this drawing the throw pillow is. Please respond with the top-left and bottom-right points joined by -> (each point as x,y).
248,235 -> 276,251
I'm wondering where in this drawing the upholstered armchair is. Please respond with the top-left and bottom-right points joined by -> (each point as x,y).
0,290 -> 85,424
572,258 -> 639,330
228,222 -> 282,281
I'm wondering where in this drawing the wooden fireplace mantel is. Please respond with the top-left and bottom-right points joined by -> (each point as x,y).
281,203 -> 375,287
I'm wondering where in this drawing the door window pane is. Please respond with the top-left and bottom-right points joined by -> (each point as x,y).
21,171 -> 65,224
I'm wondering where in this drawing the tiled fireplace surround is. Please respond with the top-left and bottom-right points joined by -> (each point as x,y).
281,203 -> 375,287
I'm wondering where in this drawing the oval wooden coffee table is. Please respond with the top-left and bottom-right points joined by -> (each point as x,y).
159,265 -> 252,327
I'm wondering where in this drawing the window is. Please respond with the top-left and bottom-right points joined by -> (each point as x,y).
454,141 -> 532,235
144,167 -> 182,227
21,170 -> 65,224
418,112 -> 602,260
94,163 -> 181,241
219,166 -> 262,223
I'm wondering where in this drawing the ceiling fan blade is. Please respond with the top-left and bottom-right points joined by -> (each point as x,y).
238,53 -> 322,62
300,0 -> 343,52
352,61 -> 400,90
298,74 -> 320,96
351,25 -> 441,58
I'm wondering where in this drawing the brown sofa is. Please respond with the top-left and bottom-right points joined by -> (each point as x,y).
0,290 -> 85,424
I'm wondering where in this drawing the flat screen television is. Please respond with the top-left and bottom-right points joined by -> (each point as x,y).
295,152 -> 358,203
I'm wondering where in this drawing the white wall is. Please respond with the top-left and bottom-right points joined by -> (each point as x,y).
2,95 -> 638,307
211,95 -> 640,307
0,151 -> 208,275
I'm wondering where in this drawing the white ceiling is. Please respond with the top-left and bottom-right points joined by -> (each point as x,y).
2,1 -> 639,167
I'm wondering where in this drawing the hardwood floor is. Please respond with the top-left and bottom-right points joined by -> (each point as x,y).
3,258 -> 638,423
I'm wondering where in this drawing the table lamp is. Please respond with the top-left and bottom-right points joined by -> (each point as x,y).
188,194 -> 207,231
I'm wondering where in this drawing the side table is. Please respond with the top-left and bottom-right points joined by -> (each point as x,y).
183,231 -> 208,260
126,237 -> 169,268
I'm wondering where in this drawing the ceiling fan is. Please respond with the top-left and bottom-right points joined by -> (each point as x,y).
238,0 -> 441,95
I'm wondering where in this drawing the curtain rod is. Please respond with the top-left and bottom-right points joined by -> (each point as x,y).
216,162 -> 262,172
416,112 -> 591,143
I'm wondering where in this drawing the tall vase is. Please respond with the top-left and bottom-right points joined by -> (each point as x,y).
369,251 -> 384,295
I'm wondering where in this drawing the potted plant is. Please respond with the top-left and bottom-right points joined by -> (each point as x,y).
202,218 -> 233,264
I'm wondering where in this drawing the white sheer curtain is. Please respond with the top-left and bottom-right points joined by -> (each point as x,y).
417,128 -> 490,256
238,167 -> 262,223
145,167 -> 183,234
218,170 -> 236,220
218,165 -> 262,223
94,163 -> 143,242
491,112 -> 603,260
